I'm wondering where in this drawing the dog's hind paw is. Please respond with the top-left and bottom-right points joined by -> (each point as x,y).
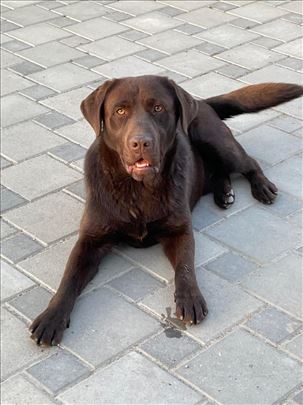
214,188 -> 235,209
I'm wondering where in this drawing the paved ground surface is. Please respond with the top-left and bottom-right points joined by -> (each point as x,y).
1,1 -> 302,404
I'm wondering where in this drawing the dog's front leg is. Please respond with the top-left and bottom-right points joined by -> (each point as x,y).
161,227 -> 208,324
30,236 -> 112,346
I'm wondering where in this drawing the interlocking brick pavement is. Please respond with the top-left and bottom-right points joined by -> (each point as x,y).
1,1 -> 302,404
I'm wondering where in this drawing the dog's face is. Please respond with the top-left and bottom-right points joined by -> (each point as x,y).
81,75 -> 198,182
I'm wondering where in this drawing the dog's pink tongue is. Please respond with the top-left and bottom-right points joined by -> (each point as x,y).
135,159 -> 149,168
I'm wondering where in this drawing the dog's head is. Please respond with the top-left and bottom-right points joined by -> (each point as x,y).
81,75 -> 198,182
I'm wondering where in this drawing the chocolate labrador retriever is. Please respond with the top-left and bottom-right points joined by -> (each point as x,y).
30,76 -> 302,345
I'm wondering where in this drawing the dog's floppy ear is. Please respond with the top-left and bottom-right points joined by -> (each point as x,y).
169,80 -> 199,135
80,79 -> 115,136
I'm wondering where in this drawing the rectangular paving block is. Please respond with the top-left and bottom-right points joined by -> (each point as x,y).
176,7 -> 235,28
66,17 -> 128,40
4,192 -> 83,244
1,70 -> 32,96
250,19 -> 302,42
2,121 -> 66,161
1,375 -> 54,404
122,11 -> 183,34
80,36 -> 144,60
141,268 -> 262,343
17,41 -> 84,67
140,329 -> 202,368
1,307 -> 55,381
28,63 -> 100,92
241,64 -> 302,84
269,115 -> 303,134
1,233 -> 43,263
241,253 -> 302,319
1,187 -> 27,213
177,329 -> 302,404
55,120 -> 94,148
49,142 -> 86,163
19,84 -> 56,101
1,49 -> 23,68
65,179 -> 86,201
156,49 -> 225,77
59,351 -> 202,404
62,287 -> 160,366
278,55 -> 303,72
245,306 -> 301,343
34,111 -> 75,130
8,286 -> 53,322
54,1 -> 108,21
228,2 -> 288,23
27,350 -> 90,394
1,219 -> 17,239
274,38 -> 302,59
1,260 -> 35,302
106,0 -> 165,15
282,333 -> 303,360
2,154 -> 82,200
237,125 -> 302,165
274,98 -> 302,120
40,87 -> 91,121
1,94 -> 48,127
9,60 -> 44,76
206,206 -> 301,263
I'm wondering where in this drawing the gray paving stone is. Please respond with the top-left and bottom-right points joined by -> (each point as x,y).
196,24 -> 259,48
0,20 -> 21,32
1,93 -> 48,127
283,334 -> 303,359
106,0 -> 165,15
159,5 -> 184,16
138,30 -> 202,54
178,329 -> 302,405
274,98 -> 302,120
122,11 -> 183,34
274,38 -> 302,59
160,1 -> 216,11
49,142 -> 86,163
108,267 -> 164,301
195,42 -> 226,56
217,43 -> 283,70
241,64 -> 302,85
241,253 -> 302,318
245,307 -> 301,343
156,49 -> 225,78
2,39 -> 32,52
4,192 -> 83,244
228,2 -> 288,23
216,64 -> 249,79
40,87 -> 91,121
70,158 -> 85,173
65,180 -> 86,201
206,206 -> 301,263
73,55 -> 106,69
27,350 -> 90,394
8,286 -> 53,321
93,55 -> 164,78
1,187 -> 27,213
2,155 -> 82,200
1,233 -> 43,263
265,154 -> 302,199
28,62 -> 100,92
55,119 -> 94,148
17,41 -> 84,68
1,50 -> 23,68
9,60 -> 44,77
119,29 -> 149,41
192,205 -> 222,231
230,17 -> 259,29
0,156 -> 13,170
7,22 -> 71,45
60,35 -> 91,48
104,10 -> 133,22
227,108 -> 280,132
205,251 -> 257,283
279,1 -> 303,14
1,374 -> 54,404
282,12 -> 303,25
267,192 -> 302,218
2,4 -> 57,26
66,17 -> 128,41
54,1 -> 108,21
269,115 -> 303,133
176,7 -> 235,28
252,36 -> 282,49
38,0 -> 67,9
157,70 -> 188,83
136,48 -> 167,62
277,57 -> 303,73
174,23 -> 205,35
237,125 -> 302,165
1,307 -> 54,381
19,84 -> 57,101
59,351 -> 202,404
181,72 -> 241,98
61,287 -> 159,366
141,268 -> 262,343
1,219 -> 17,239
48,16 -> 76,28
140,329 -> 202,368
2,121 -> 66,161
293,390 -> 303,404
1,260 -> 35,302
80,36 -> 144,60
212,1 -> 237,11
250,19 -> 302,42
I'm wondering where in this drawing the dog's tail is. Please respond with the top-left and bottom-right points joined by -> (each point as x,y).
205,83 -> 303,120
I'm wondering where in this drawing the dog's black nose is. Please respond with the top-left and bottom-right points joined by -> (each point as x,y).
129,135 -> 152,151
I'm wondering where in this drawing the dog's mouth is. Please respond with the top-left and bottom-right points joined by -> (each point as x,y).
126,158 -> 152,173
124,157 -> 160,181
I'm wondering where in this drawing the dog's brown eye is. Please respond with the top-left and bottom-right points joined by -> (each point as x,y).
116,108 -> 126,115
154,105 -> 164,112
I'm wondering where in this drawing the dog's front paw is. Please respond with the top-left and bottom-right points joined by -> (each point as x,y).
174,288 -> 208,325
29,307 -> 70,346
251,175 -> 278,204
